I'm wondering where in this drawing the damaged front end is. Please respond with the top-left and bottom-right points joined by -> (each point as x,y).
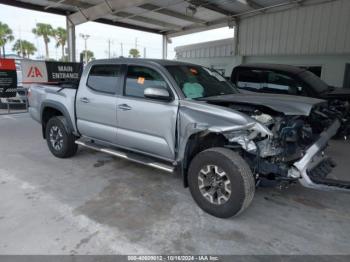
221,104 -> 349,191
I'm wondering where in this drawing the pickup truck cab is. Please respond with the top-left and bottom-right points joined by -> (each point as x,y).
28,58 -> 348,218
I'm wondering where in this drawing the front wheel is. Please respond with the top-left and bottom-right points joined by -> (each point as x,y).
188,147 -> 255,218
45,116 -> 78,158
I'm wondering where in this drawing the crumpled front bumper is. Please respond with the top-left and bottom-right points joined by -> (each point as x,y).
288,119 -> 347,191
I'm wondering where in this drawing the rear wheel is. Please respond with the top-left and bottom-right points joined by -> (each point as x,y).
45,116 -> 78,158
188,147 -> 255,218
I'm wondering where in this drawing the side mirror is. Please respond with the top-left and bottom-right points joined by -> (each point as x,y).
144,87 -> 172,101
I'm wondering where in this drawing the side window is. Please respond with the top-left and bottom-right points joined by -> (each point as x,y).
265,71 -> 301,95
125,66 -> 169,98
87,65 -> 121,94
236,69 -> 262,91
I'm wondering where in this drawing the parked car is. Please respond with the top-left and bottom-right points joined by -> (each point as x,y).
231,63 -> 350,136
28,59 -> 347,218
0,59 -> 27,108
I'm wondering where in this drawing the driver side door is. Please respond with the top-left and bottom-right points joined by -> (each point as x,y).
116,65 -> 178,161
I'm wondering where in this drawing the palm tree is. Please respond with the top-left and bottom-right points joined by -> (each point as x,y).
80,50 -> 94,63
12,39 -> 25,57
129,48 -> 140,58
0,22 -> 14,58
32,23 -> 54,59
12,39 -> 37,58
24,41 -> 37,58
54,27 -> 67,61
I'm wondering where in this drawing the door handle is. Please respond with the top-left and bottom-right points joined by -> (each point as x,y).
118,104 -> 132,111
80,97 -> 90,103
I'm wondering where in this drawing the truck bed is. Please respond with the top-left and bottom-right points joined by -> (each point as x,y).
28,84 -> 78,133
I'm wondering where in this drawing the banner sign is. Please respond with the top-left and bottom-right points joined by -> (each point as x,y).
0,58 -> 17,98
46,61 -> 82,82
21,60 -> 83,85
21,60 -> 48,84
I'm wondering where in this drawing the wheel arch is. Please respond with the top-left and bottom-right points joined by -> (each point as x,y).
180,131 -> 229,188
40,101 -> 75,139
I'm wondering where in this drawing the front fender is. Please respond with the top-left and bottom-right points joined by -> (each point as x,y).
176,100 -> 256,162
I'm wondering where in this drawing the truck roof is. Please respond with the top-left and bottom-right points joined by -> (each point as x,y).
235,63 -> 307,75
89,58 -> 198,67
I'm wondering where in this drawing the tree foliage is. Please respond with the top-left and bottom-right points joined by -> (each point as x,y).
0,22 -> 14,57
12,39 -> 37,58
32,23 -> 54,59
129,48 -> 141,58
80,50 -> 94,62
54,27 -> 67,61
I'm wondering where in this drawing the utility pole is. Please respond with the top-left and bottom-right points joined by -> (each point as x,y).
19,26 -> 24,58
107,39 -> 112,59
20,39 -> 24,58
120,42 -> 124,57
143,47 -> 146,58
135,38 -> 138,49
79,33 -> 90,64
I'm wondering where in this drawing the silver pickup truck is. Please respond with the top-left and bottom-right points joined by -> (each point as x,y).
28,58 -> 347,218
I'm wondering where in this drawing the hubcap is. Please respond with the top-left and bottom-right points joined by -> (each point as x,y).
198,165 -> 231,205
49,125 -> 63,151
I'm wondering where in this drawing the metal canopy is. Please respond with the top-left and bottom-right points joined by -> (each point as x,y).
0,0 -> 310,37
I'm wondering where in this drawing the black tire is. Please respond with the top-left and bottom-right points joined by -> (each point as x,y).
188,147 -> 255,218
45,116 -> 78,158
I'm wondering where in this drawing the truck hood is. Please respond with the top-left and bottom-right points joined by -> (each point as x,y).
199,93 -> 325,116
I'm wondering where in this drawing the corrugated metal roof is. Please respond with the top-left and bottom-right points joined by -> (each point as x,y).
175,0 -> 350,56
0,0 -> 328,36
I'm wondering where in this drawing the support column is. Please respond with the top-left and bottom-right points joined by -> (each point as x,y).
233,19 -> 240,56
162,35 -> 168,60
66,16 -> 76,62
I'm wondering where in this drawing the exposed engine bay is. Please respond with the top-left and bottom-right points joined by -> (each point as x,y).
207,101 -> 341,183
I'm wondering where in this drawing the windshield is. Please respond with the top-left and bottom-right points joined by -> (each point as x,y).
165,65 -> 238,99
299,70 -> 329,93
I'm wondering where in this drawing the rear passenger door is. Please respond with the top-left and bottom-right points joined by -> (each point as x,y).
76,64 -> 122,143
116,65 -> 178,160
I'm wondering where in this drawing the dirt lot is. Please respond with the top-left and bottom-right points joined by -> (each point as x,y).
0,113 -> 349,255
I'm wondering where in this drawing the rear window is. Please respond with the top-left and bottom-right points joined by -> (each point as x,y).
87,65 -> 121,94
235,69 -> 263,91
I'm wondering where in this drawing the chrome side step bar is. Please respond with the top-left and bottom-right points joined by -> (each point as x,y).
75,139 -> 175,173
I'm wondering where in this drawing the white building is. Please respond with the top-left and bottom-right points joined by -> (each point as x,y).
175,0 -> 350,88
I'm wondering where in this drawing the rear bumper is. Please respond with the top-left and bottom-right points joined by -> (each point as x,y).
288,119 -> 347,191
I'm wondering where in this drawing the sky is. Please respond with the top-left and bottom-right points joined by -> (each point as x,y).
0,4 -> 234,60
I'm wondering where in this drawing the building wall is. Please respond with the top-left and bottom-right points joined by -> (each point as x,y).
238,0 -> 350,56
174,0 -> 350,87
175,38 -> 235,60
177,56 -> 242,77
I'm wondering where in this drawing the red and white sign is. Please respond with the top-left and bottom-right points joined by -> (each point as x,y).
21,60 -> 48,85
0,58 -> 16,70
0,59 -> 17,98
